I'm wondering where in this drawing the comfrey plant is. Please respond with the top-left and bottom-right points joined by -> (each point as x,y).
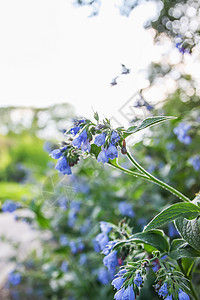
52,113 -> 200,300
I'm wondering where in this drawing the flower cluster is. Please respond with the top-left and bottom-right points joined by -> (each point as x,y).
188,155 -> 200,171
2,200 -> 20,213
173,122 -> 191,145
155,282 -> 190,300
51,116 -> 124,175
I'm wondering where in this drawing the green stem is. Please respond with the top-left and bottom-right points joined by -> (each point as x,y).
109,162 -> 149,180
125,150 -> 190,203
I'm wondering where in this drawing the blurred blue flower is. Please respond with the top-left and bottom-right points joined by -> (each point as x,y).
2,200 -> 19,213
8,272 -> 21,286
60,261 -> 68,272
68,210 -> 77,227
165,294 -> 173,300
70,126 -> 81,136
166,142 -> 175,151
158,282 -> 168,297
97,149 -> 109,163
188,155 -> 200,171
134,272 -> 143,287
55,156 -> 71,175
102,241 -> 116,255
77,239 -> 85,252
94,132 -> 106,147
72,129 -> 87,149
111,131 -> 120,144
58,196 -> 68,210
59,235 -> 68,246
100,221 -> 112,234
81,139 -> 91,153
96,232 -> 109,251
69,241 -> 77,254
97,267 -> 110,285
93,238 -> 101,252
173,122 -> 191,144
79,254 -> 87,265
118,201 -> 135,218
103,250 -> 118,274
107,144 -> 118,160
178,289 -> 190,300
50,149 -> 62,159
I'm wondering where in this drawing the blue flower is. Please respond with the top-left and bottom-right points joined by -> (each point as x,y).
2,200 -> 19,213
165,295 -> 173,300
178,289 -> 190,300
173,122 -> 191,144
107,144 -> 118,160
69,241 -> 77,254
70,126 -> 81,136
158,282 -> 168,297
102,241 -> 116,255
59,235 -> 68,246
111,131 -> 121,144
114,287 -> 125,300
134,272 -> 143,287
97,267 -> 110,285
112,275 -> 125,290
81,139 -> 91,152
50,149 -> 62,159
122,285 -> 135,300
8,272 -> 21,286
168,223 -> 179,238
96,232 -> 109,251
72,129 -> 87,149
188,155 -> 200,171
100,221 -> 112,234
97,149 -> 109,163
77,239 -> 85,251
103,250 -> 118,274
55,156 -> 72,175
79,254 -> 87,265
93,238 -> 101,252
94,132 -> 106,147
60,261 -> 68,272
68,210 -> 77,227
118,201 -> 135,218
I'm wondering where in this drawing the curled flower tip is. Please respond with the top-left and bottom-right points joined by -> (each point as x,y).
55,156 -> 72,175
158,282 -> 168,297
50,149 -> 63,159
134,272 -> 143,287
97,149 -> 109,163
178,289 -> 190,300
94,132 -> 106,147
111,131 -> 121,144
107,144 -> 118,160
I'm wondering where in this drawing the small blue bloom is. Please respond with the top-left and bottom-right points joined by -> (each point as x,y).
178,289 -> 190,300
69,241 -> 77,254
134,272 -> 143,287
96,232 -> 109,251
79,254 -> 87,265
93,238 -> 101,252
166,142 -> 175,151
97,267 -> 110,285
50,149 -> 62,159
111,131 -> 121,144
118,201 -> 135,218
97,149 -> 109,163
102,241 -> 116,255
188,155 -> 200,171
114,287 -> 125,300
94,132 -> 106,147
71,126 -> 81,136
165,295 -> 173,300
59,235 -> 68,246
55,156 -> 72,175
103,250 -> 118,274
173,122 -> 191,145
100,221 -> 112,234
77,240 -> 85,251
2,200 -> 19,213
58,196 -> 68,210
8,272 -> 21,286
60,261 -> 68,272
122,285 -> 135,300
72,129 -> 87,149
158,282 -> 168,297
81,139 -> 91,152
112,276 -> 125,290
107,144 -> 118,160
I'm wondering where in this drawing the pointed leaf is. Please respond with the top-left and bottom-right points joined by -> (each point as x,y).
169,239 -> 200,259
144,203 -> 200,231
176,217 -> 200,251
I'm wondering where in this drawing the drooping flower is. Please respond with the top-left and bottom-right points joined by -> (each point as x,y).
69,241 -> 77,254
96,232 -> 109,251
97,149 -> 109,163
60,261 -> 68,272
165,295 -> 173,300
59,235 -> 68,246
97,267 -> 110,285
107,144 -> 118,160
112,275 -> 125,290
102,241 -> 116,255
122,285 -> 135,300
94,132 -> 106,147
100,221 -> 112,234
70,126 -> 81,136
178,289 -> 190,300
81,139 -> 91,153
118,201 -> 135,218
72,129 -> 87,149
114,287 -> 125,300
111,131 -> 121,144
103,250 -> 118,274
2,200 -> 19,213
134,272 -> 143,287
50,149 -> 63,159
158,282 -> 169,297
8,272 -> 21,286
55,156 -> 72,175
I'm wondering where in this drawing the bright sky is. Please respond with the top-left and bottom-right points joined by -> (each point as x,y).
0,0 -> 159,122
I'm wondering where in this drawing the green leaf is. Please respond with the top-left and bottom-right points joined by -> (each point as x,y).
176,217 -> 200,251
125,116 -> 176,136
169,239 -> 200,260
113,230 -> 169,252
90,144 -> 101,159
144,203 -> 200,231
181,258 -> 197,277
